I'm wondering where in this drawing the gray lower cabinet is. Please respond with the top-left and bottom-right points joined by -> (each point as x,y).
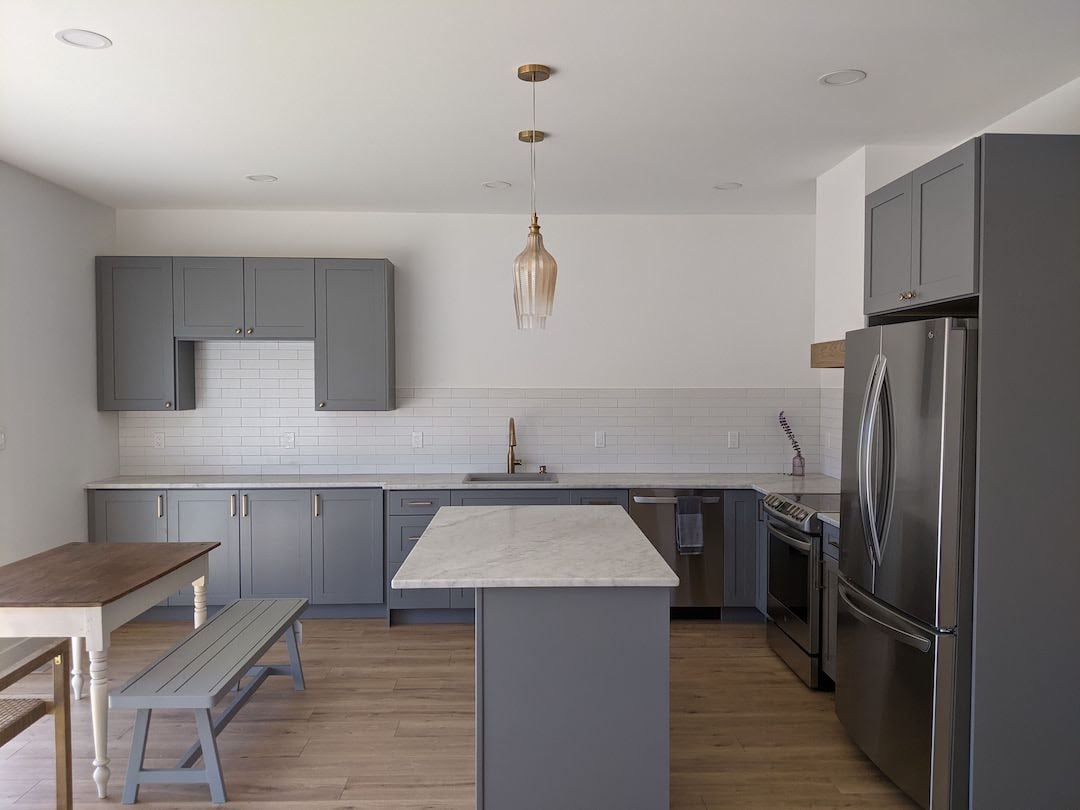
386,514 -> 451,609
822,556 -> 839,682
315,259 -> 395,411
723,490 -> 759,608
97,257 -> 194,411
755,495 -> 768,616
450,490 -> 571,507
240,489 -> 312,600
570,489 -> 629,510
89,489 -> 169,606
172,257 -> 245,339
167,490 -> 241,606
312,489 -> 383,604
243,258 -> 315,339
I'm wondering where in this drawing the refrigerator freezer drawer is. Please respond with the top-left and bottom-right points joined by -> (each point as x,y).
835,579 -> 967,810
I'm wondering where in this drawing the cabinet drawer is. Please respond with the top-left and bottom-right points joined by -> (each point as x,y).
387,560 -> 451,609
570,489 -> 629,510
386,514 -> 434,563
450,489 -> 571,506
387,490 -> 450,516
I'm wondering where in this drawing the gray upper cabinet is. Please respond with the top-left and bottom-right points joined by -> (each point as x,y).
865,138 -> 981,315
312,489 -> 383,605
243,258 -> 315,339
240,489 -> 312,600
723,490 -> 759,608
97,257 -> 193,411
172,257 -> 245,338
864,174 -> 914,314
911,139 -> 980,303
168,490 -> 241,606
315,259 -> 395,411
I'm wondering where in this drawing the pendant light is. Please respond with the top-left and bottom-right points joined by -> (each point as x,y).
513,64 -> 557,330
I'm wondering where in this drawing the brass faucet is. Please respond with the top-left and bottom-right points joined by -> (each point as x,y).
507,417 -> 523,474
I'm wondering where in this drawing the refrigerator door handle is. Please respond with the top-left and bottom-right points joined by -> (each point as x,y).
857,353 -> 884,566
838,581 -> 933,653
864,355 -> 888,566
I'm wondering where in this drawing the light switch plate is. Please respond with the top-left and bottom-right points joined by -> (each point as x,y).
0,426 -> 6,451
727,431 -> 739,449
152,431 -> 165,449
282,431 -> 296,450
594,431 -> 606,448
411,431 -> 424,449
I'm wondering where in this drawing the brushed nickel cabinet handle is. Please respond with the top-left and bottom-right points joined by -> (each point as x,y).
164,401 -> 172,409
246,328 -> 254,335
313,493 -> 320,517
318,402 -> 326,409
407,536 -> 422,542
242,494 -> 249,517
898,293 -> 905,302
406,500 -> 434,507
157,494 -> 164,518
235,328 -> 242,335
230,494 -> 236,517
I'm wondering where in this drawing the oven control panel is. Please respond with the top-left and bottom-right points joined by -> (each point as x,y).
762,493 -> 823,533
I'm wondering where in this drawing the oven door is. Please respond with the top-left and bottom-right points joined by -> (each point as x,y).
766,518 -> 820,654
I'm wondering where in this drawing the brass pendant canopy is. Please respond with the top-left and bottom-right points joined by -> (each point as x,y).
513,64 -> 557,330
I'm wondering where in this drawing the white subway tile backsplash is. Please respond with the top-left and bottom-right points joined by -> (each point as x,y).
117,341 -> 827,476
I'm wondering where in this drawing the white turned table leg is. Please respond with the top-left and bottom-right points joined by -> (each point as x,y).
193,576 -> 207,628
89,645 -> 110,798
70,636 -> 84,700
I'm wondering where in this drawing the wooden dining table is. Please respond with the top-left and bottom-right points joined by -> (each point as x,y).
0,541 -> 218,799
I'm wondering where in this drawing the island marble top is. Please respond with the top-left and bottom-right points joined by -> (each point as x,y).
391,505 -> 680,589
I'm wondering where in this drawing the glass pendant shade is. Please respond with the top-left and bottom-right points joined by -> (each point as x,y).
513,213 -> 558,329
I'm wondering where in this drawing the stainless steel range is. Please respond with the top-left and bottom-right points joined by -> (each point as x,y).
762,491 -> 840,688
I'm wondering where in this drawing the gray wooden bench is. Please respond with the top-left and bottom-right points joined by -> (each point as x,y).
110,598 -> 307,804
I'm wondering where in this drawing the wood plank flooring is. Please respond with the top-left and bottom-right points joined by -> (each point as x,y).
0,619 -> 915,808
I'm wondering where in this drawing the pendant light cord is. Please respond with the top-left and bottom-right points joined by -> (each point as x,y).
531,76 -> 537,217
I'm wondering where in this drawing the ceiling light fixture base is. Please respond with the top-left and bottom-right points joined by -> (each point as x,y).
517,64 -> 552,82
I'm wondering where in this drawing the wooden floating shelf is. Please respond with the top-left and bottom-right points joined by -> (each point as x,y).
810,339 -> 845,369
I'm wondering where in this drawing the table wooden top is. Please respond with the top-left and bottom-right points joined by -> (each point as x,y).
0,542 -> 218,608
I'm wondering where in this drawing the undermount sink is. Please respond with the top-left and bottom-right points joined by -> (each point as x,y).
463,473 -> 559,483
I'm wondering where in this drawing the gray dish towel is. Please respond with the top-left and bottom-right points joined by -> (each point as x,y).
675,495 -> 705,555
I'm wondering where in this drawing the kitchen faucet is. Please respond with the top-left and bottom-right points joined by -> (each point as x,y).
507,417 -> 523,474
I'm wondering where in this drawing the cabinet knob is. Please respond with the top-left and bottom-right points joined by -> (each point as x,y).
246,328 -> 254,335
235,328 -> 243,335
318,401 -> 326,409
164,401 -> 172,409
898,293 -> 906,302
908,290 -> 917,299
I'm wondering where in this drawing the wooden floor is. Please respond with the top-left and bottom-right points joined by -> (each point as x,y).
0,619 -> 915,809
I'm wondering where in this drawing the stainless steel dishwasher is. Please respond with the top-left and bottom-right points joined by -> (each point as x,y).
629,489 -> 724,609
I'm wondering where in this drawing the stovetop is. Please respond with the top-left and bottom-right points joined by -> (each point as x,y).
762,492 -> 841,533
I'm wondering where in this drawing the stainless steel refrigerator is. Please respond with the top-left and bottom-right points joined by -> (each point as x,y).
838,317 -> 978,810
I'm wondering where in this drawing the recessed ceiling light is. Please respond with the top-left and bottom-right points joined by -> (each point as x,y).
819,69 -> 868,86
55,29 -> 112,49
481,180 -> 512,190
244,174 -> 278,183
712,182 -> 743,191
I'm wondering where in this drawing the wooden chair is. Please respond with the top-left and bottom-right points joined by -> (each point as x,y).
0,638 -> 72,810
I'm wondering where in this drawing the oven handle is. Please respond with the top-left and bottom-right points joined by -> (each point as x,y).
632,495 -> 720,505
767,521 -> 812,553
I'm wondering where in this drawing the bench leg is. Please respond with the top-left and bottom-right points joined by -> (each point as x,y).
285,623 -> 306,691
53,648 -> 72,810
122,709 -> 151,805
194,709 -> 226,804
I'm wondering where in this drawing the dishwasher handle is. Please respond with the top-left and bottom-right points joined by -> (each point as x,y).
632,495 -> 720,505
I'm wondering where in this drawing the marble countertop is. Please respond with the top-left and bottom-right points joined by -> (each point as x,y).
391,505 -> 679,589
819,512 -> 840,528
85,472 -> 840,496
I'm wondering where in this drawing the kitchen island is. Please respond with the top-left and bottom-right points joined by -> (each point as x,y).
392,505 -> 678,810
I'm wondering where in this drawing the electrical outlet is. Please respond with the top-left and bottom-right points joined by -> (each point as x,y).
727,431 -> 739,449
411,431 -> 424,449
152,431 -> 165,449
282,431 -> 296,450
0,426 -> 6,451
594,431 -> 606,448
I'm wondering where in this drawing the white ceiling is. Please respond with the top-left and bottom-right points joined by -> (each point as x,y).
3,0 -> 1080,214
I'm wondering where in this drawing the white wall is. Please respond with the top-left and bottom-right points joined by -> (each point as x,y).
114,210 -> 817,389
0,161 -> 117,564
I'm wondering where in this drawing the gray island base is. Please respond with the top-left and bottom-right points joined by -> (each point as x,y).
392,505 -> 678,810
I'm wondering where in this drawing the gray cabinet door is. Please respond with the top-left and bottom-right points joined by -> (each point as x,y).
387,560 -> 451,609
240,489 -> 312,599
97,257 -> 188,411
312,489 -> 383,605
755,495 -> 768,616
90,489 -> 167,543
450,490 -> 571,506
570,489 -> 630,510
167,490 -> 241,606
243,258 -> 315,339
822,557 -> 839,682
911,139 -> 980,304
173,257 -> 245,338
386,514 -> 451,608
723,490 -> 759,608
864,174 -> 914,314
314,259 -> 395,411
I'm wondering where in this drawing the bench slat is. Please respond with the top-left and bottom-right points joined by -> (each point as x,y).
111,598 -> 306,710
